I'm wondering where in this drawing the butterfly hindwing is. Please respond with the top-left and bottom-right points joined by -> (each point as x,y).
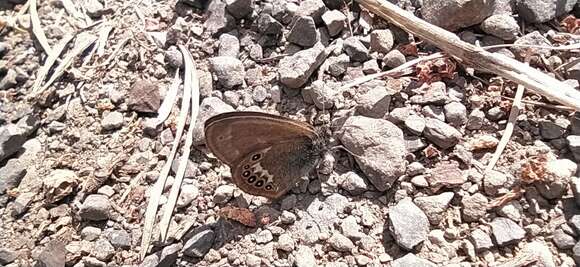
231,138 -> 321,199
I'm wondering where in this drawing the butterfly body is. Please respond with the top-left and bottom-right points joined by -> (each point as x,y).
204,112 -> 326,199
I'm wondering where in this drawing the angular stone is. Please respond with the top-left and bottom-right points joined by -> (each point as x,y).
278,43 -> 327,88
209,56 -> 246,89
388,198 -> 430,250
491,217 -> 525,246
127,80 -> 160,113
287,16 -> 319,47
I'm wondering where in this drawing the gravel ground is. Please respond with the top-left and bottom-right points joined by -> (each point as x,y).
1,0 -> 580,266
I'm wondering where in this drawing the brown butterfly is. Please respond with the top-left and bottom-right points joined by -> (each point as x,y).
204,112 -> 327,199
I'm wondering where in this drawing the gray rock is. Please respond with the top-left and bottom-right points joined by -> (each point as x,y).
423,118 -> 462,149
297,0 -> 327,24
338,116 -> 407,191
84,0 -> 105,18
304,193 -> 348,233
213,184 -> 235,204
344,37 -> 369,62
568,135 -> 580,161
183,228 -> 215,257
483,170 -> 507,196
421,0 -> 495,31
295,246 -> 317,267
204,0 -> 235,35
571,177 -> 580,206
469,228 -> 494,251
370,29 -> 394,53
491,217 -> 525,246
257,13 -> 283,36
362,59 -> 380,74
256,229 -> 273,244
339,171 -> 368,195
497,201 -> 523,222
165,46 -> 183,69
0,248 -> 17,265
422,105 -> 445,121
127,80 -> 161,113
388,197 -> 430,250
326,54 -> 350,77
414,192 -> 454,225
140,254 -> 159,267
328,233 -> 354,252
288,16 -> 319,47
522,241 -> 556,267
0,124 -> 28,162
81,226 -> 102,241
252,86 -> 268,103
0,159 -> 26,195
302,80 -> 335,109
461,193 -> 488,222
218,33 -> 240,58
101,111 -> 123,131
279,42 -> 327,88
322,10 -> 346,37
466,109 -> 485,130
276,233 -> 295,251
199,70 -> 214,97
554,228 -> 576,249
178,183 -> 199,208
574,241 -> 580,264
512,31 -> 552,59
535,159 -> 577,199
355,87 -> 391,118
0,69 -> 18,90
444,102 -> 467,126
159,243 -> 182,267
480,14 -> 519,40
79,194 -> 110,221
225,0 -> 253,19
10,192 -> 34,216
104,229 -> 131,249
391,253 -> 436,267
540,121 -> 567,139
93,239 -> 115,261
340,216 -> 364,240
246,254 -> 261,267
517,0 -> 576,23
209,56 -> 246,89
572,112 -> 580,134
404,115 -> 426,135
411,81 -> 448,105
383,49 -> 406,68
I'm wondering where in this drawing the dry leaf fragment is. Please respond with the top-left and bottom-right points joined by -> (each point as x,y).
561,15 -> 580,34
218,206 -> 257,227
488,187 -> 524,209
520,155 -> 548,184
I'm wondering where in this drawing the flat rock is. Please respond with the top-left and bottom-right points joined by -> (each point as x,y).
423,118 -> 462,149
391,253 -> 436,267
469,228 -> 494,251
421,0 -> 495,31
355,87 -> 391,118
462,193 -> 488,222
127,80 -> 161,113
343,37 -> 369,62
209,56 -> 246,89
480,14 -> 519,40
0,124 -> 28,162
414,192 -> 454,225
338,116 -> 407,191
287,16 -> 319,47
79,194 -> 110,221
322,10 -> 346,37
491,217 -> 525,246
225,0 -> 253,19
278,42 -> 327,88
0,159 -> 26,194
517,0 -> 576,23
295,245 -> 317,267
204,0 -> 235,35
388,197 -> 430,250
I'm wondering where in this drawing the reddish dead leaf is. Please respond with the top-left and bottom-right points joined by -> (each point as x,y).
398,42 -> 419,56
416,58 -> 457,83
465,135 -> 499,151
218,206 -> 257,227
520,155 -> 548,184
561,15 -> 580,34
423,144 -> 441,158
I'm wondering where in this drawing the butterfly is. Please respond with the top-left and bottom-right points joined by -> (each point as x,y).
204,111 -> 327,199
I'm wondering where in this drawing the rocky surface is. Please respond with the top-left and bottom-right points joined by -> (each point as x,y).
1,0 -> 580,266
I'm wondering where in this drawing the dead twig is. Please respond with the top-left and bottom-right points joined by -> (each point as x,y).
485,84 -> 525,173
357,0 -> 580,111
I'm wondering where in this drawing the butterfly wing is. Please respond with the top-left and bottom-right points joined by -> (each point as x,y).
231,138 -> 321,199
204,112 -> 317,165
